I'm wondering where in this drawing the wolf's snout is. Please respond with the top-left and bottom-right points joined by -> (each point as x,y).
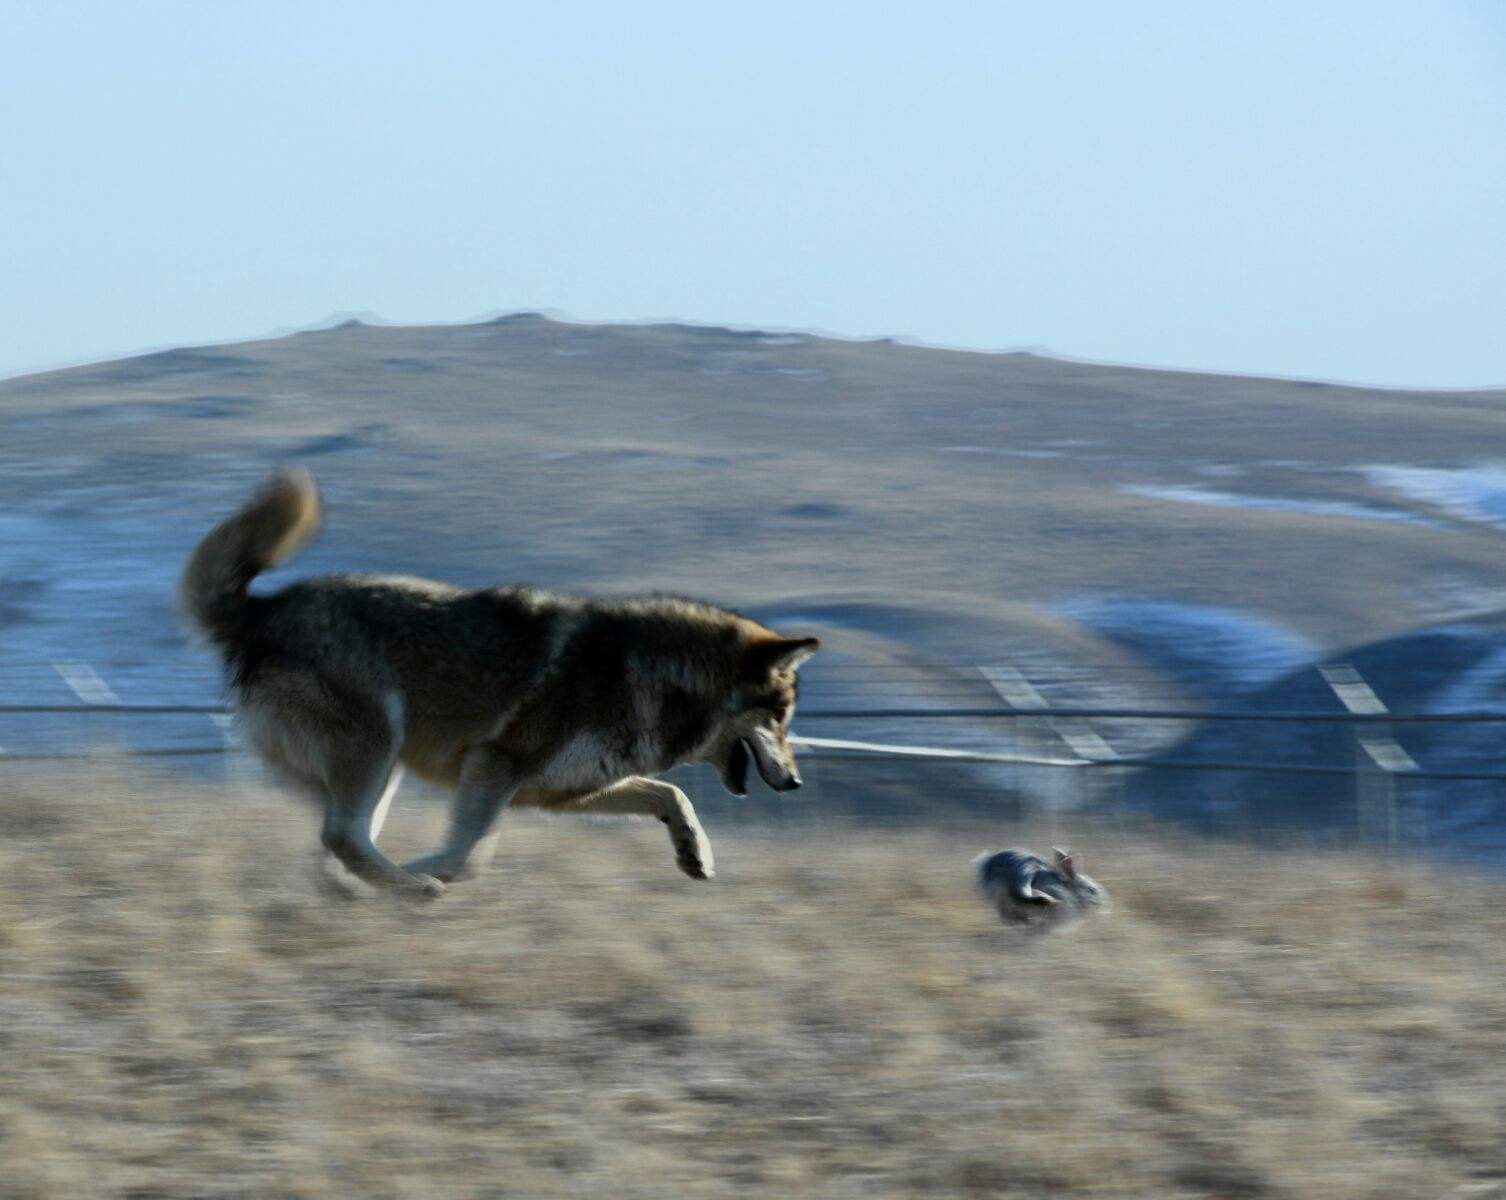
781,773 -> 802,792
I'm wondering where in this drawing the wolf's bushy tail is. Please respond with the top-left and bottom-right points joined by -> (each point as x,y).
179,469 -> 321,648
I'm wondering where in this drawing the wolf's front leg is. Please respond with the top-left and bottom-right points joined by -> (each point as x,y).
401,748 -> 520,884
572,777 -> 714,880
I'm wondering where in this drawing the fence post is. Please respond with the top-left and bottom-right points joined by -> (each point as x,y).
1318,663 -> 1417,850
979,666 -> 1114,812
210,713 -> 253,794
53,661 -> 120,761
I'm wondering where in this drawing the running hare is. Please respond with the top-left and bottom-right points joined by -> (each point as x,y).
973,846 -> 1108,931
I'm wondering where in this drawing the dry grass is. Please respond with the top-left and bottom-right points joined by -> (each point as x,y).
2,767 -> 1505,1199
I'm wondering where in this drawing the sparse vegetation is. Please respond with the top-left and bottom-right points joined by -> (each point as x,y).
2,767 -> 1505,1198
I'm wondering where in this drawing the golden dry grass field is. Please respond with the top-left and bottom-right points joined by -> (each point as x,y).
2,767 -> 1505,1199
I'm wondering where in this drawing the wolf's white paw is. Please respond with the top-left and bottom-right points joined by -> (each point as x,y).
317,852 -> 375,901
400,853 -> 464,884
672,824 -> 714,880
403,873 -> 448,900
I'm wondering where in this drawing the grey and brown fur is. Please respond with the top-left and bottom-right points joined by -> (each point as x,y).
180,470 -> 819,899
973,846 -> 1108,931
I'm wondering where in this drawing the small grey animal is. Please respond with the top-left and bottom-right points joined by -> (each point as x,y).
973,846 -> 1108,930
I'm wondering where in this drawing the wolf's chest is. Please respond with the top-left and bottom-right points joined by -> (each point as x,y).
538,731 -> 655,789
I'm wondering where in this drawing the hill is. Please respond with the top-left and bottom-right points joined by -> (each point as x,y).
3,315 -> 1506,840
2,313 -> 1504,670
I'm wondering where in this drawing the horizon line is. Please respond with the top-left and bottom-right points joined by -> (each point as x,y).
3,307 -> 1503,396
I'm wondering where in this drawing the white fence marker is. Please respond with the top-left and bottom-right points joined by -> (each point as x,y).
978,666 -> 1116,759
979,665 -> 1114,809
1319,663 -> 1418,846
53,662 -> 121,706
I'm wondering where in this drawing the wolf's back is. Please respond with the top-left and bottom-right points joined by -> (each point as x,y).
179,470 -> 321,649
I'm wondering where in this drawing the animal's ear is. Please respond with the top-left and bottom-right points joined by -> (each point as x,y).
1052,846 -> 1078,881
743,636 -> 821,678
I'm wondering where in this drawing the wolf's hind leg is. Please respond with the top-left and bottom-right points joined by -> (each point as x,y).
322,755 -> 444,899
367,764 -> 403,842
320,765 -> 404,899
571,777 -> 714,880
401,748 -> 520,884
242,674 -> 429,897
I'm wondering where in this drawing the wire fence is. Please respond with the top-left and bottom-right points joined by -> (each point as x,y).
8,656 -> 1506,861
4,663 -> 1504,774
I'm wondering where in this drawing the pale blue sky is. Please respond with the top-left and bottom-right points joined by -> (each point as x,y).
2,1 -> 1502,387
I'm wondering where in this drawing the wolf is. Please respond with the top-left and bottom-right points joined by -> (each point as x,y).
180,470 -> 819,899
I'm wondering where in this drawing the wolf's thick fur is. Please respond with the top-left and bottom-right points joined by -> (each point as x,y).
182,471 -> 819,898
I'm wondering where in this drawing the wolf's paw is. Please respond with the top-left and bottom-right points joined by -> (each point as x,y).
672,825 -> 715,880
400,854 -> 462,885
401,873 -> 448,900
317,853 -> 376,901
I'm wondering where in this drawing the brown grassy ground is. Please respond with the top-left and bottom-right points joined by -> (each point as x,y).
2,768 -> 1505,1199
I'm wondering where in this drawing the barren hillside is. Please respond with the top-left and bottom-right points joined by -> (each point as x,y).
3,316 -> 1506,847
2,314 -> 1504,674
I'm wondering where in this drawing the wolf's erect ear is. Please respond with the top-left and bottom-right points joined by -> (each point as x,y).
743,636 -> 821,678
1052,847 -> 1079,881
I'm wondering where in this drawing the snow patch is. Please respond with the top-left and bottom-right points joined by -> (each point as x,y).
1122,484 -> 1436,527
1059,598 -> 1316,699
1363,464 -> 1506,527
936,446 -> 1069,459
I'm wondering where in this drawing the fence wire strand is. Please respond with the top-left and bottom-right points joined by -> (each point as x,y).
6,703 -> 1506,781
